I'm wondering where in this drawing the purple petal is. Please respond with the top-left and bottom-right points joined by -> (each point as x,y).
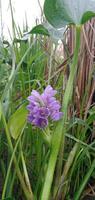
51,111 -> 63,121
33,107 -> 50,118
31,90 -> 40,99
31,90 -> 44,106
48,101 -> 61,110
33,117 -> 48,128
43,85 -> 57,97
38,107 -> 50,117
27,114 -> 34,123
32,106 -> 40,114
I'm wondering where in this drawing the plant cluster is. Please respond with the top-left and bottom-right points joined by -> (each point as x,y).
0,0 -> 95,200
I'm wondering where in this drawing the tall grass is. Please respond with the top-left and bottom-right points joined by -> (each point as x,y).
0,1 -> 95,200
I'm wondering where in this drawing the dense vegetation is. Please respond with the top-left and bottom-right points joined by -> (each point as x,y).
0,0 -> 95,199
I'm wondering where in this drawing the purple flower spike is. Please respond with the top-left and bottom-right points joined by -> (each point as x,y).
27,85 -> 63,129
37,107 -> 50,118
33,117 -> 48,128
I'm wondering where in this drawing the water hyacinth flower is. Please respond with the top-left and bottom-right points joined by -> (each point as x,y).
27,85 -> 63,128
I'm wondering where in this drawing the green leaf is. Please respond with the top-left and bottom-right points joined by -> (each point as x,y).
29,22 -> 66,43
13,38 -> 28,43
86,106 -> 95,125
81,11 -> 95,24
44,0 -> 95,28
43,22 -> 66,42
1,198 -> 15,200
86,113 -> 95,125
29,24 -> 50,36
8,104 -> 28,140
68,117 -> 92,132
0,102 -> 2,121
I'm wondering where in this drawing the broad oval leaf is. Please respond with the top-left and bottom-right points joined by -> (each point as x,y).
8,104 -> 28,140
44,0 -> 95,28
43,22 -> 66,42
29,24 -> 50,36
28,22 -> 66,42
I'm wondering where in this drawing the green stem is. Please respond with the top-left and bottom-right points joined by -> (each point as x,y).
74,159 -> 95,200
56,25 -> 82,187
48,40 -> 53,84
1,40 -> 36,103
9,0 -> 16,39
1,102 -> 33,200
56,143 -> 78,199
42,128 -> 51,146
63,26 -> 81,112
20,142 -> 33,198
41,26 -> 81,200
2,131 -> 23,199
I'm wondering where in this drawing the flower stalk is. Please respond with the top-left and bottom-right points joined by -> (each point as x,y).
41,25 -> 81,200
